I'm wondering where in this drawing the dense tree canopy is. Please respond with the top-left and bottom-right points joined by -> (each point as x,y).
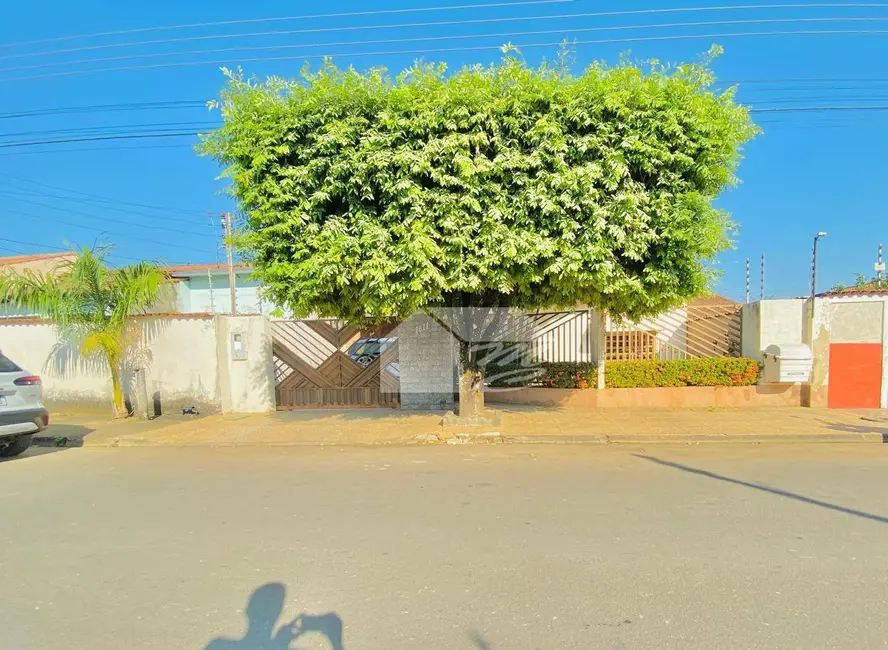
200,49 -> 757,322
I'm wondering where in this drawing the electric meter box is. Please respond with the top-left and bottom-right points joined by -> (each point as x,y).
762,344 -> 813,384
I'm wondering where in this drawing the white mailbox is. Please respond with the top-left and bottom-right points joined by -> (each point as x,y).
762,344 -> 813,384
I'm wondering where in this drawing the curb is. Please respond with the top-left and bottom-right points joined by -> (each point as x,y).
33,432 -> 887,449
507,433 -> 887,444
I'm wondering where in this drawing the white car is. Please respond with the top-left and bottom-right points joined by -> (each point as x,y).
0,352 -> 48,458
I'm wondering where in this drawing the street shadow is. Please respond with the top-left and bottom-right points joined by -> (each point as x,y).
821,419 -> 888,442
636,454 -> 888,524
471,631 -> 494,649
205,583 -> 343,650
1,423 -> 96,463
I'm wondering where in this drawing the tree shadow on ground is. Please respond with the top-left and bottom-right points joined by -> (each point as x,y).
205,583 -> 343,650
635,454 -> 888,524
821,419 -> 888,442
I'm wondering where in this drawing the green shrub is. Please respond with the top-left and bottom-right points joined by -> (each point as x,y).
485,361 -> 598,389
605,357 -> 760,388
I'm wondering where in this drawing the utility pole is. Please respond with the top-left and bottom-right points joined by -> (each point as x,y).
222,212 -> 237,315
811,231 -> 827,298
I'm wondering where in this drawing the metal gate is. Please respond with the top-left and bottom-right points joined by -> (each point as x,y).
272,319 -> 400,408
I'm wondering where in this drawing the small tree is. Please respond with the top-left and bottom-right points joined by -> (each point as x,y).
0,248 -> 168,417
201,49 -> 757,411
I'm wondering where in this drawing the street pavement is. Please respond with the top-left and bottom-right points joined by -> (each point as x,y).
1,443 -> 887,649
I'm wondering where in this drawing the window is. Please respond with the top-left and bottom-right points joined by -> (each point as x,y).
0,353 -> 22,372
605,330 -> 658,360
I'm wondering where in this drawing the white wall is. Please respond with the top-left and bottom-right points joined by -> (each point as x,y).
0,316 -> 221,414
812,295 -> 888,408
761,299 -> 807,350
216,315 -> 276,413
740,303 -> 762,360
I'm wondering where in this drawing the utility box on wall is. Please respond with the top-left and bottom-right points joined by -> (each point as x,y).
763,344 -> 813,384
230,331 -> 247,360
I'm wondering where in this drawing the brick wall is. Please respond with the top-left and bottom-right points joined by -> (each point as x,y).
396,314 -> 457,410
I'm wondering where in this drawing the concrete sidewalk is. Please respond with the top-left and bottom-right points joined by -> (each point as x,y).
36,406 -> 888,447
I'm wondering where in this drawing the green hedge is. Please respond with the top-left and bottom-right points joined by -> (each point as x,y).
605,358 -> 760,388
485,361 -> 598,389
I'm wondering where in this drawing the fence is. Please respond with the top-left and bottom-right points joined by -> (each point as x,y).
608,301 -> 742,361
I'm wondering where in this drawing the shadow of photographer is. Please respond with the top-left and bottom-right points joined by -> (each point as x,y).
205,583 -> 343,650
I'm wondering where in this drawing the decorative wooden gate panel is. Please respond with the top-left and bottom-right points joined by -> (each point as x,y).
272,319 -> 400,408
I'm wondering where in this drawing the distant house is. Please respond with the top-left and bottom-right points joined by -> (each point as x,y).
0,252 -> 78,318
0,254 -> 268,318
0,251 -> 76,275
165,263 -> 268,316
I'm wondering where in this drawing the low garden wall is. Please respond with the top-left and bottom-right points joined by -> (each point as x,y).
484,357 -> 804,408
486,383 -> 803,409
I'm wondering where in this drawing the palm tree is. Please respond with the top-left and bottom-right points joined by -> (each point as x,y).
0,247 -> 169,418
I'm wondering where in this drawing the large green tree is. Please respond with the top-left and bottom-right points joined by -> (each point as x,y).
0,248 -> 169,417
201,50 -> 756,322
200,49 -> 757,408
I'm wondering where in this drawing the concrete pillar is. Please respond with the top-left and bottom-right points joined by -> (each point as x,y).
396,313 -> 457,411
216,315 -> 276,413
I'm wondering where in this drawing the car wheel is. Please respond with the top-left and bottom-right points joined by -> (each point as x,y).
0,434 -> 33,458
356,355 -> 374,368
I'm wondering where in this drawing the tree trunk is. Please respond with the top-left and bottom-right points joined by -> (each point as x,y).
458,367 -> 485,418
108,356 -> 127,419
457,339 -> 485,418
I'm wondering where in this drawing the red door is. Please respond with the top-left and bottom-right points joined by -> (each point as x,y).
828,343 -> 883,408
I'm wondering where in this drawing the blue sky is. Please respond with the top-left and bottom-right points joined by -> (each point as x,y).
1,0 -> 887,300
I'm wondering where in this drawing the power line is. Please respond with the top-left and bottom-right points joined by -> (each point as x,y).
0,190 -> 217,235
7,3 -> 888,63
0,120 -> 219,139
6,29 -> 888,84
751,104 -> 888,112
6,16 -> 888,74
0,143 -> 194,156
0,131 -> 202,148
0,100 -> 206,120
0,237 -> 141,262
0,173 -> 214,217
0,0 -> 572,49
3,206 -> 211,253
4,77 -> 886,124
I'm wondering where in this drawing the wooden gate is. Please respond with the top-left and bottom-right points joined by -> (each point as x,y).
272,319 -> 400,408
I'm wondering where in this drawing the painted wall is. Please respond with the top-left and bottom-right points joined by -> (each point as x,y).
0,314 -> 278,415
216,315 -> 276,413
0,316 -> 221,414
807,295 -> 888,408
762,299 -> 808,349
740,302 -> 762,360
740,299 -> 808,362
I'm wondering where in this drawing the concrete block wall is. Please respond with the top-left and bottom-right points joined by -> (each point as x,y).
396,313 -> 457,411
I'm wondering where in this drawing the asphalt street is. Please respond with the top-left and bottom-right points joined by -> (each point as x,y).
1,443 -> 887,649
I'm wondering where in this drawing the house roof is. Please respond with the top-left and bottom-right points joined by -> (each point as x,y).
0,252 -> 74,266
689,294 -> 739,307
164,263 -> 252,276
818,282 -> 888,297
